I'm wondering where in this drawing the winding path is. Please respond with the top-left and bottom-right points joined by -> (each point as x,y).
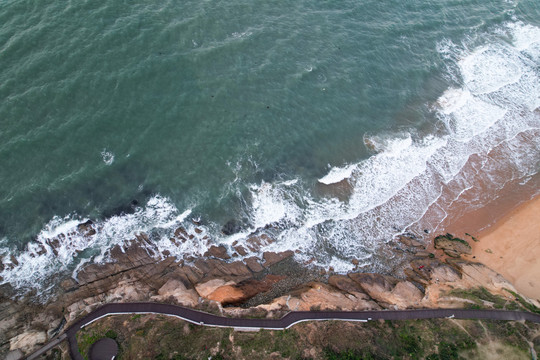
24,302 -> 540,360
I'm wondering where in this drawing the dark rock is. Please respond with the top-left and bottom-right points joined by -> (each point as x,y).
434,233 -> 471,255
221,220 -> 242,235
102,202 -> 139,218
77,220 -> 93,232
444,249 -> 461,258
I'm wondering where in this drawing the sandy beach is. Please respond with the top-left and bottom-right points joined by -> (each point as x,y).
468,194 -> 540,302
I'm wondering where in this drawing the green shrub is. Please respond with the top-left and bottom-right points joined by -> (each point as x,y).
438,342 -> 458,360
105,330 -> 118,339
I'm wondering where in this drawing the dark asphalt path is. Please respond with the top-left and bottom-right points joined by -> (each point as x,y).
25,333 -> 66,360
24,302 -> 540,360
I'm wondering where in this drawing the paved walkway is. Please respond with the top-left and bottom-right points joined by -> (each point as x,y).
23,302 -> 540,360
25,333 -> 66,360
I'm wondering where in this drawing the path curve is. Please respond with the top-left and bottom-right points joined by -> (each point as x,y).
24,302 -> 540,360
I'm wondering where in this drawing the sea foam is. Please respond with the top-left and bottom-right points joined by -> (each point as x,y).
1,21 -> 539,298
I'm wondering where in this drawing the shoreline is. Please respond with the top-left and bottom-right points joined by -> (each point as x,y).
4,223 -> 540,357
468,194 -> 540,302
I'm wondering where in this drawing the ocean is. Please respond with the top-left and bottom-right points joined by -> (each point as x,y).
0,0 -> 539,298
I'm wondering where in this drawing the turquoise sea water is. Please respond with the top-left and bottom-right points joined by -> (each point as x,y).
0,0 -> 539,296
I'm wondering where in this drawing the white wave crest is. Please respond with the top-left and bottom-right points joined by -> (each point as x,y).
2,21 -> 540,297
318,164 -> 356,185
0,195 -> 195,296
101,149 -> 115,165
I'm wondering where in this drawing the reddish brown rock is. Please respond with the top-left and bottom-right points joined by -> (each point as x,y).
192,258 -> 251,279
203,245 -> 231,260
9,255 -> 19,267
262,250 -> 294,268
134,232 -> 151,245
61,278 -> 78,292
174,227 -> 188,239
178,265 -> 204,284
207,275 -> 285,305
85,229 -> 97,236
45,239 -> 60,256
246,234 -> 273,252
328,275 -> 366,295
245,257 -> 264,273
233,245 -> 248,256
206,285 -> 245,305
35,245 -> 47,256
195,279 -> 233,298
217,261 -> 252,277
398,235 -> 424,248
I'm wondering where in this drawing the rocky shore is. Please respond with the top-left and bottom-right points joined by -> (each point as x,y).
1,224 -> 539,358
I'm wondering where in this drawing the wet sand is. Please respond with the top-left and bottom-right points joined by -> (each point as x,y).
470,194 -> 540,302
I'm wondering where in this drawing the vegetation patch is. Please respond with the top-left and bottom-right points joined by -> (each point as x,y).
434,233 -> 470,247
504,289 -> 540,314
464,233 -> 479,242
450,287 -> 507,309
75,313 -> 539,359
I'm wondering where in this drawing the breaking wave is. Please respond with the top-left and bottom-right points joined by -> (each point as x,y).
1,21 -> 539,297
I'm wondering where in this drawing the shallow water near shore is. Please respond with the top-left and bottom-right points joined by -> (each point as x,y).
0,0 -> 539,298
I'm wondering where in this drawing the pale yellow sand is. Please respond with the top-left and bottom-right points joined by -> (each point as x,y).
470,195 -> 540,301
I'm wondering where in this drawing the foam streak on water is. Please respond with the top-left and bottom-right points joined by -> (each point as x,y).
1,21 -> 540,297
